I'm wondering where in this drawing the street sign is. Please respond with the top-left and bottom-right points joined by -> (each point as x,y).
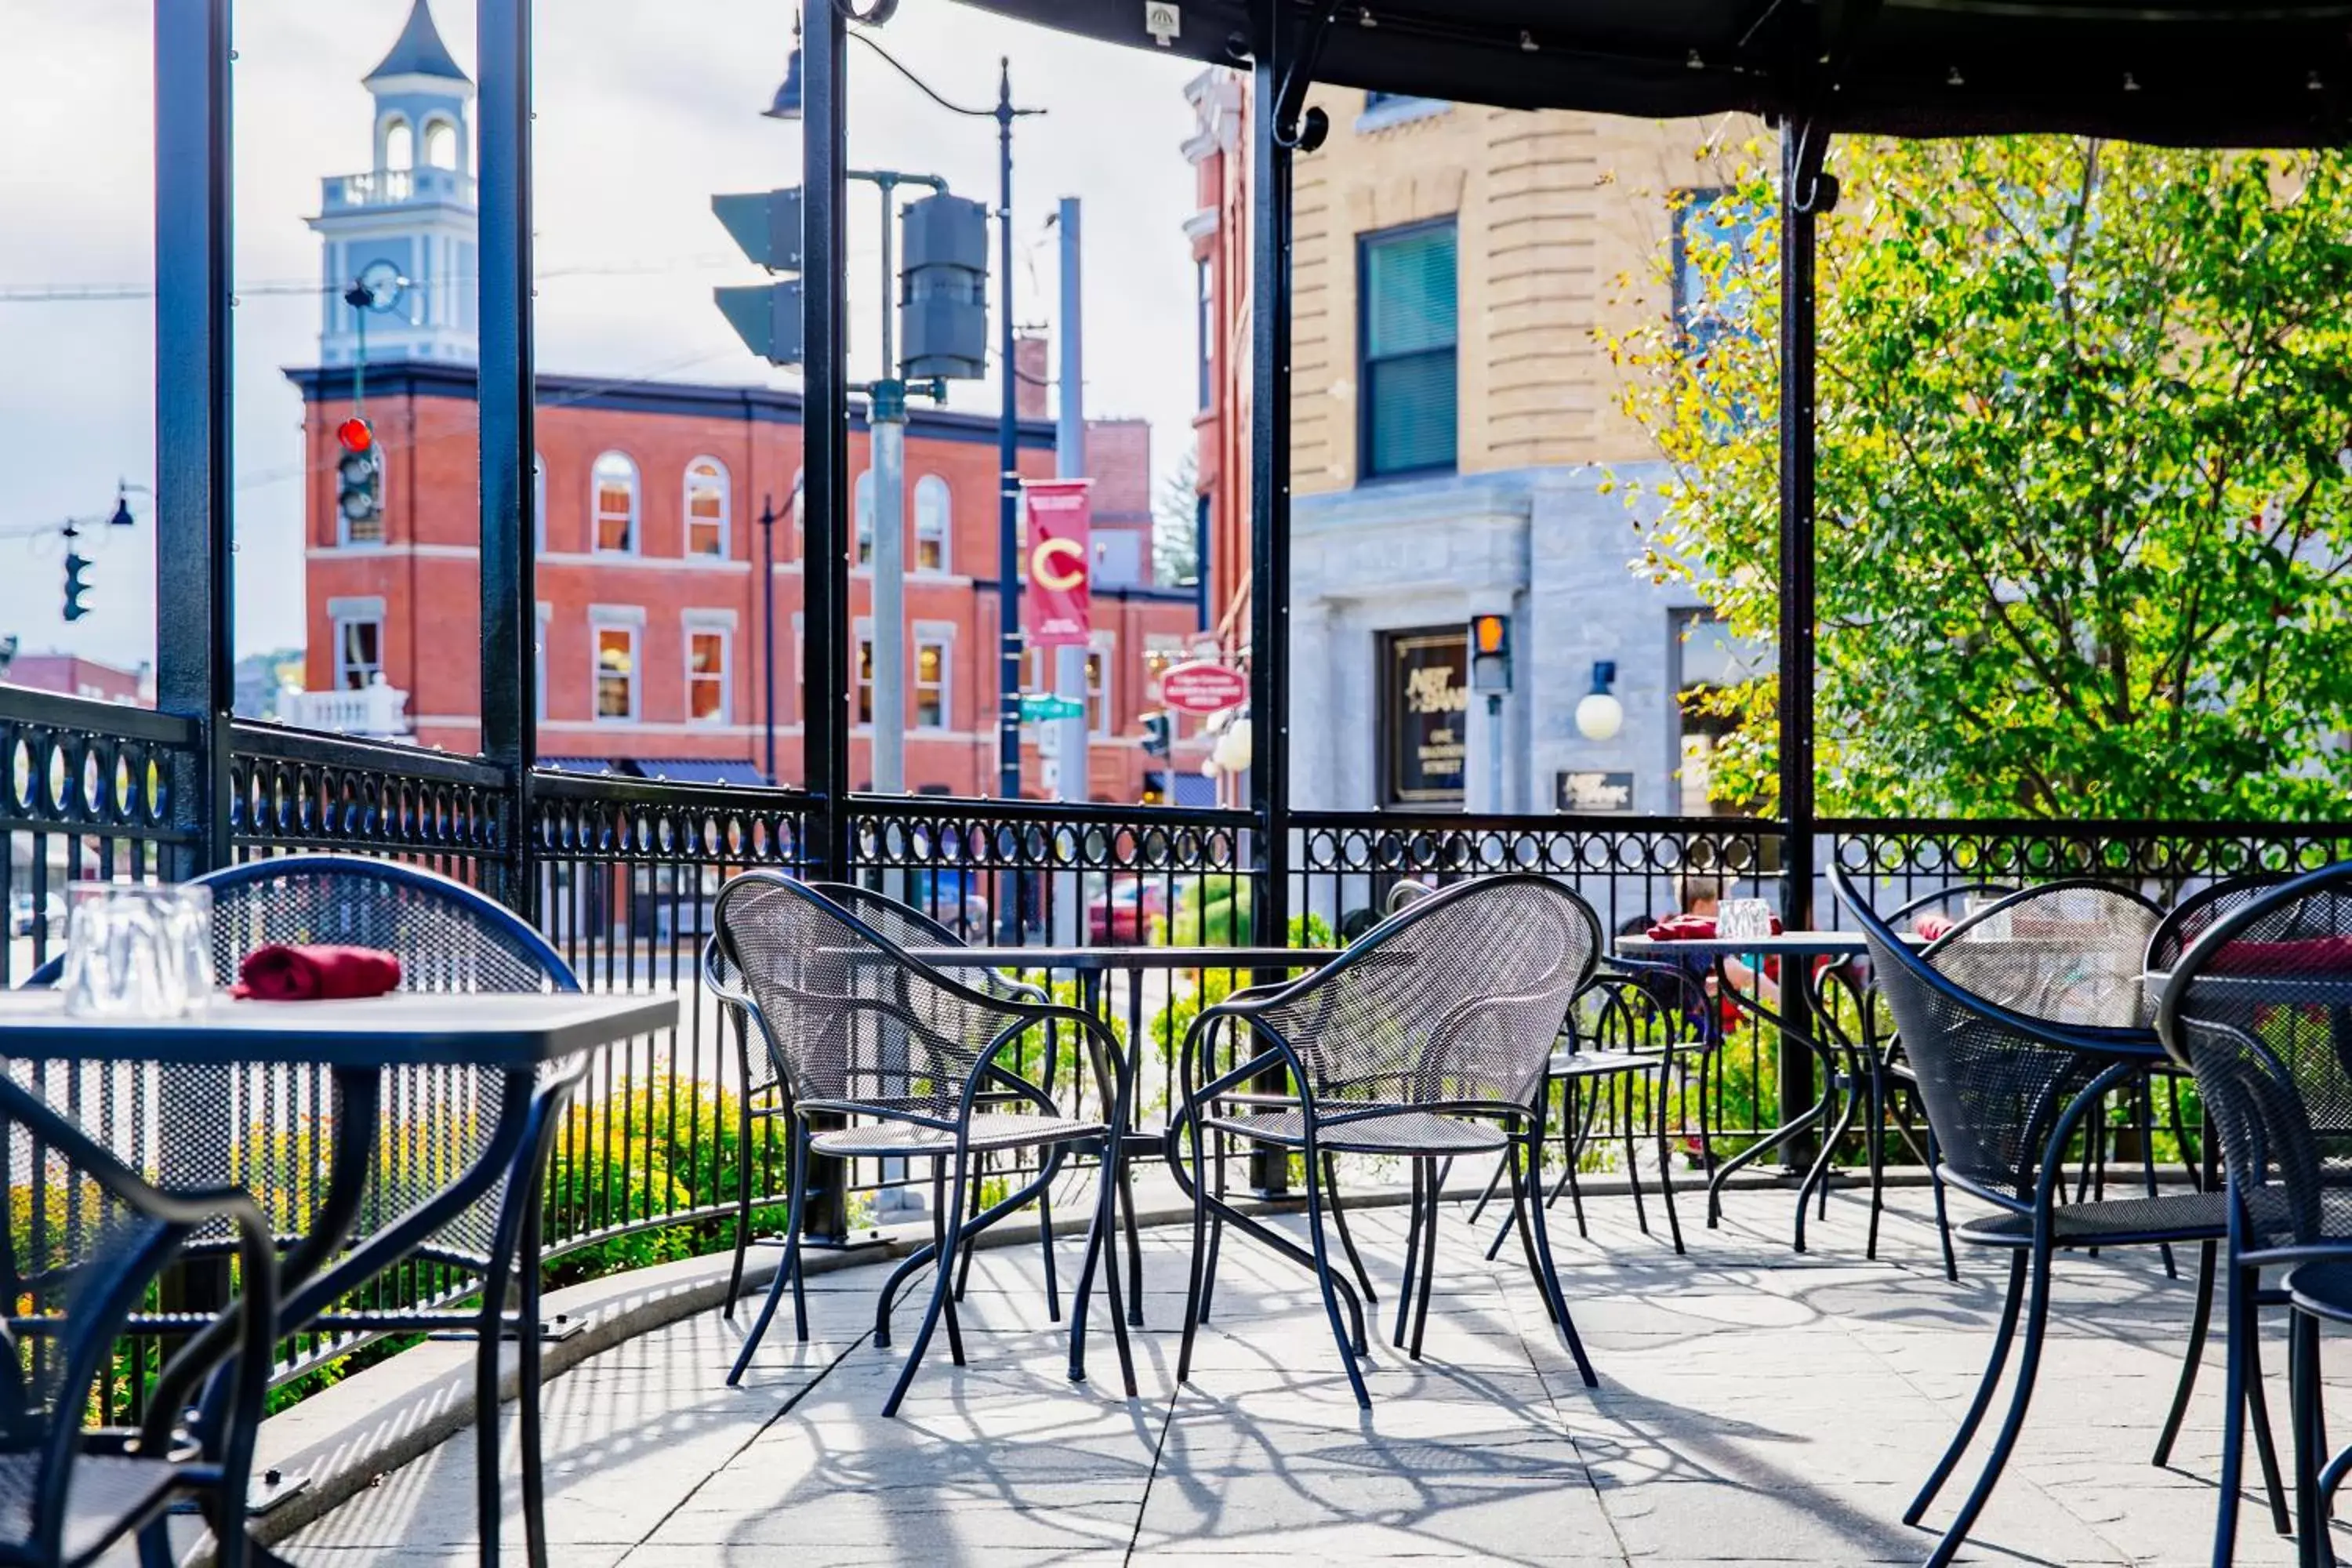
1557,770 -> 1636,813
1159,661 -> 1247,715
1022,693 -> 1085,721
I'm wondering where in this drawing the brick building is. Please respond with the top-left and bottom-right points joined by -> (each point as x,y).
1183,72 -> 1772,818
293,0 -> 1199,802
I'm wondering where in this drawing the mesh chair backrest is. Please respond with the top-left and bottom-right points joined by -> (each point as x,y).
706,936 -> 780,1098
1385,880 -> 1438,916
2158,865 -> 2352,1250
811,882 -> 1040,1005
1258,876 -> 1596,1113
1924,880 -> 2161,1029
716,874 -> 1041,1122
2148,875 -> 2292,974
1834,866 -> 2114,1201
1885,882 -> 2018,933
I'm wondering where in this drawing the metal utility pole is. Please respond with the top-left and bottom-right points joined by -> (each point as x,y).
866,173 -> 919,802
1048,196 -> 1088,946
995,60 -> 1025,804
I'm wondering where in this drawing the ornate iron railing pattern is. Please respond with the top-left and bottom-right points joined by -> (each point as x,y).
227,720 -> 509,887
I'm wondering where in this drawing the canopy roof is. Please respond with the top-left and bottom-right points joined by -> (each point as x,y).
956,0 -> 2352,147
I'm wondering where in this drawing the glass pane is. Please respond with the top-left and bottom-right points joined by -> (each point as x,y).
1367,351 -> 1457,475
1364,226 -> 1457,358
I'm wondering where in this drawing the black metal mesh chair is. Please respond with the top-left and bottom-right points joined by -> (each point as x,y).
1171,875 -> 1600,1409
707,881 -> 1062,1341
1833,867 -> 2234,1568
2154,863 -> 2352,1566
0,1076 -> 278,1567
29,854 -> 586,1568
714,873 -> 1134,1416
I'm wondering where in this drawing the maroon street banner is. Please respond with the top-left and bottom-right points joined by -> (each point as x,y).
1023,479 -> 1092,648
1159,660 -> 1248,715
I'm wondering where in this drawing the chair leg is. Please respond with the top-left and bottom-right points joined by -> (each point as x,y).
728,1123 -> 809,1385
726,1092 -> 756,1317
2154,1239 -> 2219,1468
1521,1127 -> 1596,1388
2248,1291 -> 2296,1537
955,1153 -> 986,1301
1559,1080 -> 1591,1240
1395,1160 -> 1425,1348
1465,1150 -> 1510,1227
1178,1114 -> 1212,1387
1927,1127 -> 1959,1284
2294,1312 -> 2327,1568
475,1269 -> 503,1568
1038,1188 -> 1062,1324
1120,1138 -> 1147,1329
1071,1133 -> 1137,1394
883,1142 -> 972,1419
1408,1155 -> 1442,1362
1323,1152 -> 1381,1319
1907,1249 -> 2028,1526
1620,1075 -> 1652,1240
1652,1066 -> 1686,1254
517,1169 -> 550,1568
1924,1241 -> 2057,1568
1500,1138 -> 1556,1324
932,1156 -> 967,1369
1863,1054 -> 1888,1263
1301,1138 -> 1374,1409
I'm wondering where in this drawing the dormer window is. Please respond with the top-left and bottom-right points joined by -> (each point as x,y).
423,118 -> 458,172
383,118 -> 413,171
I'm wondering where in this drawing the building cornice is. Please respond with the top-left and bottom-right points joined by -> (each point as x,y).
283,362 -> 1059,450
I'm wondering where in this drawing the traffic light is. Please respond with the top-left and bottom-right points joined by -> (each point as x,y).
901,193 -> 989,381
713,188 -> 807,367
1470,612 -> 1512,694
1140,710 -> 1172,757
62,541 -> 90,622
336,416 -> 382,535
1141,771 -> 1167,807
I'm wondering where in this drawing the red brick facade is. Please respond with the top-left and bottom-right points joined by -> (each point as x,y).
289,362 -> 1198,801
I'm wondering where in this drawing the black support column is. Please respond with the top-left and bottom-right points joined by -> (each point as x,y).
154,0 -> 236,877
1774,123 -> 1825,1168
478,0 -> 535,909
797,0 -> 854,1244
1245,2 -> 1298,1196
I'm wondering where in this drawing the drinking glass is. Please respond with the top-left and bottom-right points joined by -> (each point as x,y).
1718,897 -> 1774,942
60,883 -> 214,1018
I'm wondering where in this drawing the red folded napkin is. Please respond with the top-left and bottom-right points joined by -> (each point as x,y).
1914,913 -> 1957,942
1646,914 -> 1716,942
232,945 -> 403,1001
2209,936 -> 2352,976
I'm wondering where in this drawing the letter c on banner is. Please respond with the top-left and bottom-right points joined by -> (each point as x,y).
1033,536 -> 1087,592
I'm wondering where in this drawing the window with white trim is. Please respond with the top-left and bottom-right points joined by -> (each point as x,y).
1087,644 -> 1111,736
334,616 -> 383,691
854,637 -> 874,725
854,470 -> 873,565
591,452 -> 638,554
684,457 -> 729,558
914,637 -> 948,729
593,624 -> 637,720
914,475 -> 950,572
686,626 -> 731,724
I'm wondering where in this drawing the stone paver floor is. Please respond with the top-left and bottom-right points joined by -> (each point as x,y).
291,1181 -> 2350,1565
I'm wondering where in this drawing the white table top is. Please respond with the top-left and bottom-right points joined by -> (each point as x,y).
0,989 -> 678,1068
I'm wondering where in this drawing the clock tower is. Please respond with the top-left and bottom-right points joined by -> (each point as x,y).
307,0 -> 477,368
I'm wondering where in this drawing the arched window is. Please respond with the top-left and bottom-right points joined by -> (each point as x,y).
422,118 -> 458,172
913,476 -> 951,573
684,458 -> 729,558
854,470 -> 874,565
591,452 -> 638,553
382,118 -> 413,172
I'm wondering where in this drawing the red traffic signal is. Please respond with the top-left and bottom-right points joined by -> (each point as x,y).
335,416 -> 375,454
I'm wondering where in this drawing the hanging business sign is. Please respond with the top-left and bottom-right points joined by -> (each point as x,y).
1158,660 -> 1249,715
1022,479 -> 1092,648
1556,770 -> 1636,814
1379,627 -> 1469,808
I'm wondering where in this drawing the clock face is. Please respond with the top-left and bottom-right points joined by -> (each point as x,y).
357,260 -> 406,312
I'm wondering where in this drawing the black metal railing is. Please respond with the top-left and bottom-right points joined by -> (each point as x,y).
16,684 -> 2352,1399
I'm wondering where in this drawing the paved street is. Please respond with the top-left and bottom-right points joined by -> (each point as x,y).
289,1185 -> 2339,1566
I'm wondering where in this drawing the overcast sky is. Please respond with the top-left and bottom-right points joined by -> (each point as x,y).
0,0 -> 1206,666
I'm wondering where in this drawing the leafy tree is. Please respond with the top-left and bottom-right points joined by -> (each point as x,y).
1153,442 -> 1202,590
1610,136 -> 2352,818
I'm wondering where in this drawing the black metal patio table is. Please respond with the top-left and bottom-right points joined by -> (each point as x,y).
903,944 -> 1341,1323
1615,930 -> 1899,1252
0,988 -> 677,1568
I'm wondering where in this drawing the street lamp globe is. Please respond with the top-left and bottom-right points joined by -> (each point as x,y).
1574,661 -> 1624,742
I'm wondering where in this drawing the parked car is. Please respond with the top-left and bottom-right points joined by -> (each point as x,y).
1086,880 -> 1167,944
